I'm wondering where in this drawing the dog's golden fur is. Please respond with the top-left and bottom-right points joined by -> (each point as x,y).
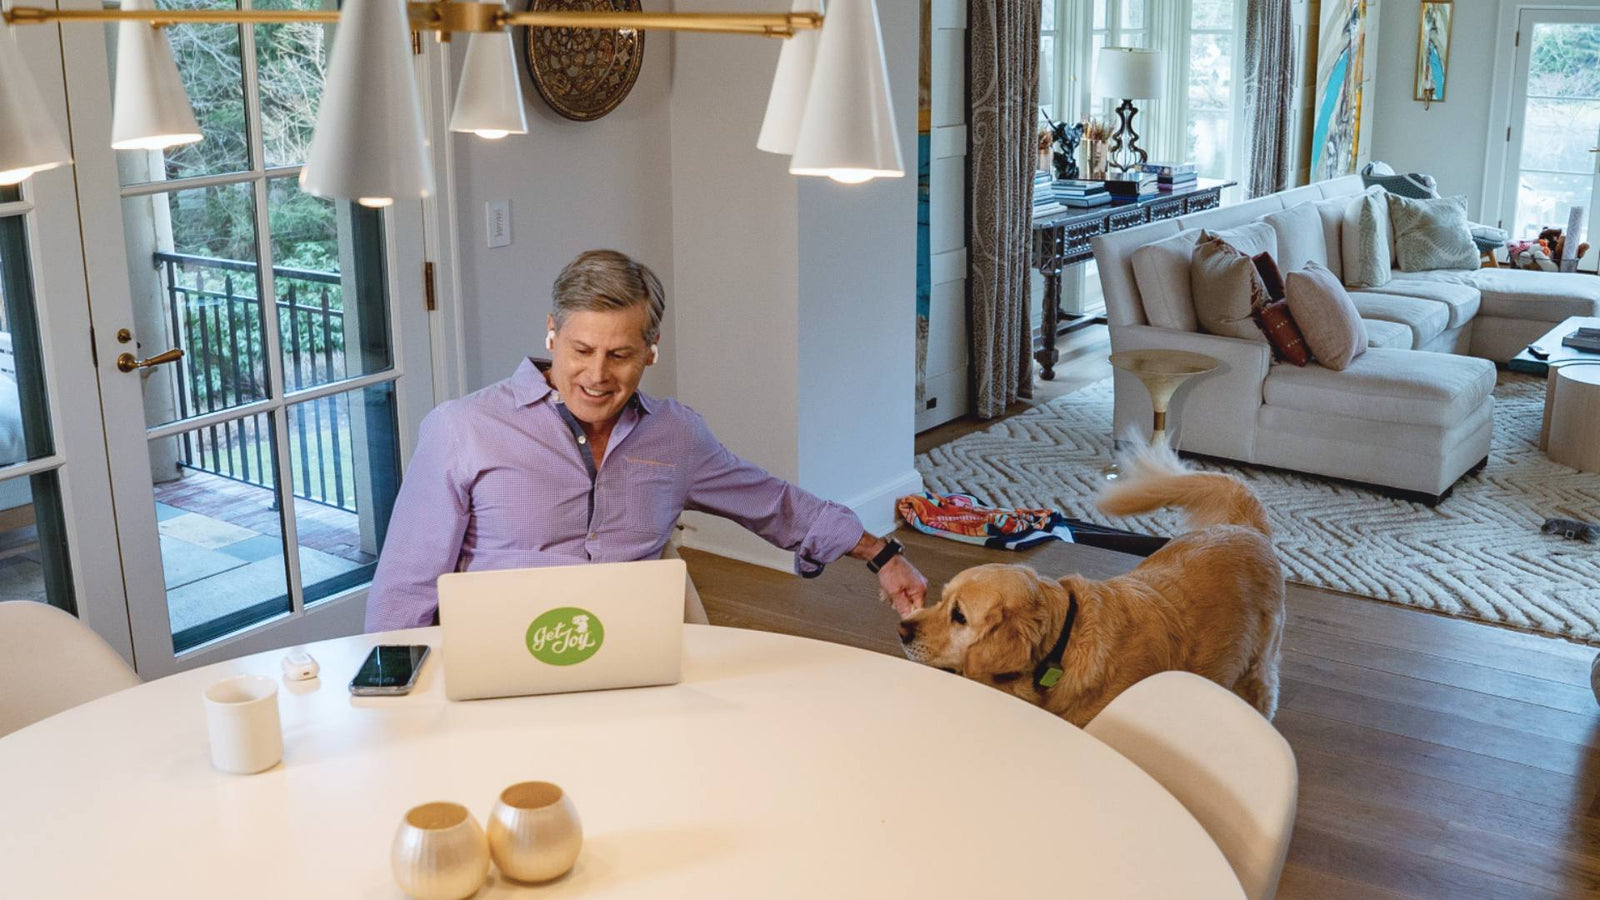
899,442 -> 1285,726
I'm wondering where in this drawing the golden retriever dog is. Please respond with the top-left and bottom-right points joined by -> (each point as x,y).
899,443 -> 1284,726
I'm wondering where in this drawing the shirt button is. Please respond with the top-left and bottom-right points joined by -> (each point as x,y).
588,532 -> 597,540
577,435 -> 587,444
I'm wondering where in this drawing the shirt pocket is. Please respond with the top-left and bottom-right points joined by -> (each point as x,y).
617,458 -> 684,537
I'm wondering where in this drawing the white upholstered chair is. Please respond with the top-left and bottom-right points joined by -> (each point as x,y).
0,600 -> 141,737
1085,671 -> 1297,900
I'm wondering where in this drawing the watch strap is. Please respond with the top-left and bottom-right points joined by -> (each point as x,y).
867,538 -> 904,573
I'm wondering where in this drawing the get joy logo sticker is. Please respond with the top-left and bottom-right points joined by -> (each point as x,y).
526,607 -> 604,666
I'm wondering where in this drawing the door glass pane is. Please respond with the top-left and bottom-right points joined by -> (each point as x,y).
1093,0 -> 1107,31
268,177 -> 393,392
1041,0 -> 1055,30
0,186 -> 18,203
111,3 -> 250,185
1515,22 -> 1600,238
1192,0 -> 1233,29
1121,0 -> 1144,31
1039,35 -> 1055,116
122,182 -> 269,428
1520,98 -> 1600,172
1513,171 -> 1595,240
0,472 -> 77,612
287,382 -> 400,606
1528,23 -> 1600,99
154,417 -> 290,652
1188,33 -> 1233,177
255,0 -> 337,169
0,215 -> 57,464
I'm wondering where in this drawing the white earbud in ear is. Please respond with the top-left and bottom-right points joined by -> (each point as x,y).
545,330 -> 556,351
649,344 -> 659,364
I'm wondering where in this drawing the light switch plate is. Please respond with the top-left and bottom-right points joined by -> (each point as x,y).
486,200 -> 511,248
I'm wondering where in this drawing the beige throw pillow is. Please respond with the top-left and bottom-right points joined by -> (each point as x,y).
1190,231 -> 1272,341
1285,261 -> 1367,370
1340,187 -> 1392,288
1387,194 -> 1481,272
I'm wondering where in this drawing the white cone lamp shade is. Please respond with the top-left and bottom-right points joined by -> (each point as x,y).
110,0 -> 202,151
449,26 -> 528,140
300,0 -> 434,208
0,24 -> 73,186
756,0 -> 822,155
788,0 -> 901,183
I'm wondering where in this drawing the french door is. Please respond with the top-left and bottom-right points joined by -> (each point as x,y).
43,0 -> 439,677
1500,8 -> 1600,245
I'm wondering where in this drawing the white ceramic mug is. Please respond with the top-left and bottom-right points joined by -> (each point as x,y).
202,674 -> 282,775
487,781 -> 583,883
391,802 -> 490,900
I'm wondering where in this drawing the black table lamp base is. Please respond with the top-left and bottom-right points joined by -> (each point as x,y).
1108,99 -> 1148,175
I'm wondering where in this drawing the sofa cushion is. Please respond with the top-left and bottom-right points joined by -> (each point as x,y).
1310,198 -> 1347,281
1285,262 -> 1367,369
1467,270 -> 1600,323
1262,347 -> 1495,427
1341,188 -> 1393,287
1359,279 -> 1480,328
1192,231 -> 1274,341
1260,202 -> 1329,273
1131,230 -> 1203,331
1349,292 -> 1450,348
1363,319 -> 1413,348
1387,194 -> 1481,272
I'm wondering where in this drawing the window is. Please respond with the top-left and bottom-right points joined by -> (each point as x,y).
1186,0 -> 1240,178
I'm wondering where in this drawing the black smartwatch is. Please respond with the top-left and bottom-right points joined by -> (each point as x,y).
866,537 -> 904,573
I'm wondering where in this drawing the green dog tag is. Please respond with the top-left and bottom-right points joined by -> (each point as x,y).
1038,667 -> 1063,688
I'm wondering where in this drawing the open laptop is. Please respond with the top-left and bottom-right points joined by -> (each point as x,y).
437,558 -> 687,701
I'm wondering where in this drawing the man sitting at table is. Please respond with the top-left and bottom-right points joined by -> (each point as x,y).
364,249 -> 928,631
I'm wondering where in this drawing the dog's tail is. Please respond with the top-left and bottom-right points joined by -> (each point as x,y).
1096,439 -> 1271,538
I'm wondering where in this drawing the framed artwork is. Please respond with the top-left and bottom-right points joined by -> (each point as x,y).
1414,0 -> 1452,105
1309,0 -> 1380,180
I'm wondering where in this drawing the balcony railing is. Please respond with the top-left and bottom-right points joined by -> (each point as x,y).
155,251 -> 358,513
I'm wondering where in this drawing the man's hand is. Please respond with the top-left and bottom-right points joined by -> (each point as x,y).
877,555 -> 928,616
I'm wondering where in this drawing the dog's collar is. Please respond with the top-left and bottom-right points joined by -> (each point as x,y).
1032,593 -> 1079,690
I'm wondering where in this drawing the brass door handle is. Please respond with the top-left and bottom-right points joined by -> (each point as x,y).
116,348 -> 184,373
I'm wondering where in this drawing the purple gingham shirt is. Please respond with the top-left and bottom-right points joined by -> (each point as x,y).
364,358 -> 865,631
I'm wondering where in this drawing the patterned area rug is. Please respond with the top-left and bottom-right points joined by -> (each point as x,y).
916,373 -> 1600,644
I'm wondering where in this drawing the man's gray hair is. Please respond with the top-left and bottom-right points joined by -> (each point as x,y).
551,250 -> 666,344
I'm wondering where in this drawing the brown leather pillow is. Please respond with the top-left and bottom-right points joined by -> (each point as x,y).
1252,251 -> 1287,301
1252,299 -> 1311,366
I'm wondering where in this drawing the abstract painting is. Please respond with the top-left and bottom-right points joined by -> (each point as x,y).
1415,0 -> 1452,103
1310,0 -> 1380,180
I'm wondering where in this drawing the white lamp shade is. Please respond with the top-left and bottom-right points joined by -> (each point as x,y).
300,0 -> 434,207
788,0 -> 902,183
756,0 -> 823,155
449,26 -> 527,139
110,0 -> 202,151
0,23 -> 73,185
1092,47 -> 1164,100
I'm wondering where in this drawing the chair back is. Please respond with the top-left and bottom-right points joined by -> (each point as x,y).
0,600 -> 140,737
1086,671 -> 1297,900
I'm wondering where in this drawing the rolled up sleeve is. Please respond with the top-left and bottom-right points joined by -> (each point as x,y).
683,413 -> 863,577
364,405 -> 471,631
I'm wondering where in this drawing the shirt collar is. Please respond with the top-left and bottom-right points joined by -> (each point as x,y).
511,357 -> 654,414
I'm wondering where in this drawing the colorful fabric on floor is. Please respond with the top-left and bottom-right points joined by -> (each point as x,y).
897,492 -> 1077,550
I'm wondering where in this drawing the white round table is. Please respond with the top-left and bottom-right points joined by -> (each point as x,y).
0,626 -> 1244,898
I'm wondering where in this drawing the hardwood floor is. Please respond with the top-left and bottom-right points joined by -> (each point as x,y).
688,334 -> 1600,898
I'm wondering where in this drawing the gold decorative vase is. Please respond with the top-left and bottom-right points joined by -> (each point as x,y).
487,781 -> 584,883
391,802 -> 490,900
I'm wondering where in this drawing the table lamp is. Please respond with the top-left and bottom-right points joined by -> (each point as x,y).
1093,47 -> 1164,175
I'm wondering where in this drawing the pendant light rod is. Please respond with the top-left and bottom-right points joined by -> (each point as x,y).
2,5 -> 821,38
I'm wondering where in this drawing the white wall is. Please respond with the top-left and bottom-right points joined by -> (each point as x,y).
449,4 -> 678,398
1368,0 -> 1497,218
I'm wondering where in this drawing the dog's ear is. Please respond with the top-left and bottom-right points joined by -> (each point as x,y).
963,580 -> 1052,678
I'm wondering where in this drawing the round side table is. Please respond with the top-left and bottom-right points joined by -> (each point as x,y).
1108,349 -> 1220,447
1546,363 -> 1600,474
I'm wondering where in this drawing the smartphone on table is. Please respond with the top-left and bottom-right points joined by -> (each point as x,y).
349,645 -> 432,696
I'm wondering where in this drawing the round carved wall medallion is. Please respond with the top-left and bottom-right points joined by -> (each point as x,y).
522,0 -> 645,122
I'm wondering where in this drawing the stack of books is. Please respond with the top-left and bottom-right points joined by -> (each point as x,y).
1104,170 -> 1158,198
1032,171 -> 1064,217
1562,326 -> 1600,353
1052,179 -> 1111,208
1144,162 -> 1199,192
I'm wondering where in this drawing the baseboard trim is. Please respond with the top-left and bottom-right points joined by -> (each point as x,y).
679,468 -> 925,573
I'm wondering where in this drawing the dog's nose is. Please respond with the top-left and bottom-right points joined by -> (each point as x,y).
898,620 -> 916,644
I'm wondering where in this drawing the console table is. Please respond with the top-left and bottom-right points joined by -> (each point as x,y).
1031,178 -> 1235,379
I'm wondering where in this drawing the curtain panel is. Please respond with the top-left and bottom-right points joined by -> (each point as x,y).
1243,0 -> 1296,196
968,0 -> 1040,418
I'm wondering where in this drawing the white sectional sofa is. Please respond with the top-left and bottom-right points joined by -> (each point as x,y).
1092,174 -> 1600,503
